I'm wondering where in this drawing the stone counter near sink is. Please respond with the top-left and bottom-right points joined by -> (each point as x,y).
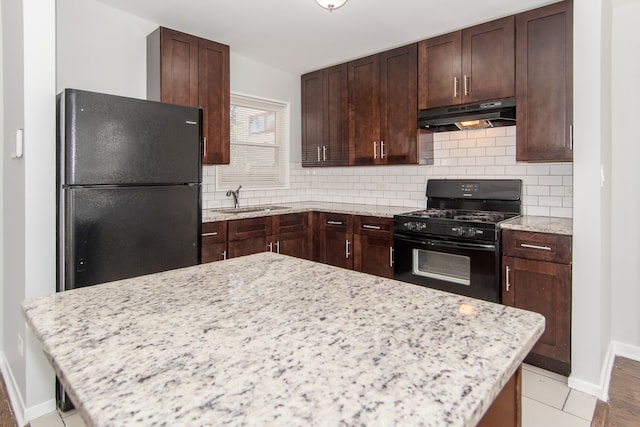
500,215 -> 573,235
202,201 -> 411,222
23,252 -> 544,427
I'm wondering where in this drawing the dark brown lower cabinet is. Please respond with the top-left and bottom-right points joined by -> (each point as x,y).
201,221 -> 227,263
315,212 -> 354,269
477,366 -> 521,427
269,213 -> 311,259
502,229 -> 572,375
354,216 -> 394,278
227,216 -> 272,258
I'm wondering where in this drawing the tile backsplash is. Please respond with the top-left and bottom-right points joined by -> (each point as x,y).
203,126 -> 573,218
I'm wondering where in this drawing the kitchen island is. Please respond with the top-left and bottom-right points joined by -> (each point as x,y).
23,253 -> 544,426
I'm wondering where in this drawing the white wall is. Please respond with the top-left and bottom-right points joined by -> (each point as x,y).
0,0 -> 5,355
611,1 -> 640,350
56,0 -> 157,97
1,0 -> 58,423
569,0 -> 614,398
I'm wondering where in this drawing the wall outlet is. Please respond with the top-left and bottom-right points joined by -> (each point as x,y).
17,333 -> 24,357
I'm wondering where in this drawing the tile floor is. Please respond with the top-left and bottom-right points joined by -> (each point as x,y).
29,364 -> 596,427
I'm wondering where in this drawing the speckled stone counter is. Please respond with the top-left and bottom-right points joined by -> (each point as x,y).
23,253 -> 544,427
202,202 -> 411,222
500,215 -> 573,235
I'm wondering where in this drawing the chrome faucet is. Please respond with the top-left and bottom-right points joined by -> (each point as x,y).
226,185 -> 242,208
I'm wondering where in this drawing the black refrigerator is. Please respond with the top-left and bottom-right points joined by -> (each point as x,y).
56,88 -> 202,409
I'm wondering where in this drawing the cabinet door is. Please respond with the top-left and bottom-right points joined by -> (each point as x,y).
348,54 -> 381,166
301,70 -> 323,166
199,38 -> 230,165
227,217 -> 272,258
379,44 -> 418,165
516,0 -> 573,162
323,64 -> 349,165
353,216 -> 393,278
158,28 -> 199,107
201,221 -> 227,263
462,16 -> 515,104
418,31 -> 462,110
301,65 -> 348,167
228,237 -> 268,258
317,213 -> 353,269
502,256 -> 571,373
272,213 -> 311,259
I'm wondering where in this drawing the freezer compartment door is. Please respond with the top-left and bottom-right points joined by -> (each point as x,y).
59,88 -> 202,185
60,185 -> 201,290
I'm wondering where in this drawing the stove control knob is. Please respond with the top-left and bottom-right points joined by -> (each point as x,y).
465,227 -> 476,237
452,226 -> 463,236
404,222 -> 414,230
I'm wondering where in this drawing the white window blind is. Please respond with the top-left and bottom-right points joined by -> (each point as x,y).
216,93 -> 290,190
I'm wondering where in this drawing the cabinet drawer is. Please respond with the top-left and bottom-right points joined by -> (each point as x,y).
320,212 -> 353,232
274,213 -> 309,235
228,217 -> 273,241
201,221 -> 227,243
354,216 -> 393,236
502,229 -> 571,264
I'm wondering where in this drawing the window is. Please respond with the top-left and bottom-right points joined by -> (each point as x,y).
216,93 -> 290,190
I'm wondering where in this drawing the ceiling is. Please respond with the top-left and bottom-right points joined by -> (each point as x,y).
95,0 -> 558,75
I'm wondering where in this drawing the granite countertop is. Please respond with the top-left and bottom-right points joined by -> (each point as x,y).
500,216 -> 573,236
202,201 -> 412,222
23,253 -> 544,427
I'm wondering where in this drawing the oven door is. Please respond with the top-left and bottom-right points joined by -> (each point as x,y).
393,233 -> 500,302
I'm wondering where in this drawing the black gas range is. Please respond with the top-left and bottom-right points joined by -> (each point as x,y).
393,179 -> 522,302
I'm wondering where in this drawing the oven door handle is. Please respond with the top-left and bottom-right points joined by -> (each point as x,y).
426,239 -> 496,251
395,235 -> 496,251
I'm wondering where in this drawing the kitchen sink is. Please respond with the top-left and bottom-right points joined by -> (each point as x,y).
215,205 -> 290,214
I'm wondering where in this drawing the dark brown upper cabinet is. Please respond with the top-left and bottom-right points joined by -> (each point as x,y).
301,64 -> 348,166
516,0 -> 573,162
348,44 -> 419,166
418,16 -> 515,110
147,27 -> 230,165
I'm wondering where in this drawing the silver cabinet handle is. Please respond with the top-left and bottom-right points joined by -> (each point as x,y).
505,266 -> 511,292
203,136 -> 207,157
453,76 -> 459,98
323,146 -> 327,162
464,75 -> 469,96
570,125 -> 573,150
363,225 -> 381,230
201,232 -> 218,237
317,146 -> 321,162
389,247 -> 394,267
221,250 -> 227,261
268,242 -> 273,252
380,140 -> 385,159
373,141 -> 378,159
276,241 -> 280,254
327,221 -> 343,225
520,243 -> 552,251
345,240 -> 351,259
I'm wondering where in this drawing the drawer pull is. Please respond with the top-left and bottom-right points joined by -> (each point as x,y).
327,221 -> 343,225
520,243 -> 552,251
345,240 -> 351,259
389,247 -> 394,267
221,250 -> 227,261
363,224 -> 381,230
202,232 -> 219,237
505,266 -> 511,292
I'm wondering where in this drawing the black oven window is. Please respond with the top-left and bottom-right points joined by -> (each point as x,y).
412,249 -> 471,286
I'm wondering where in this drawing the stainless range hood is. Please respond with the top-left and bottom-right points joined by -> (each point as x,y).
418,98 -> 516,132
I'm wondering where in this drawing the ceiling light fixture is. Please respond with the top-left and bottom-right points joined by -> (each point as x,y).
315,0 -> 349,12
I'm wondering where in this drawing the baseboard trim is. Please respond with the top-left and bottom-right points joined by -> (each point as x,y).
0,351 -> 26,426
569,341 -> 640,402
0,351 -> 56,426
